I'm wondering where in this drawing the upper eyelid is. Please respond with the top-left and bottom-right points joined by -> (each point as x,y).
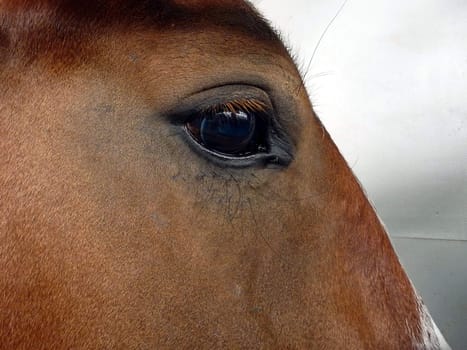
163,85 -> 274,123
201,98 -> 269,114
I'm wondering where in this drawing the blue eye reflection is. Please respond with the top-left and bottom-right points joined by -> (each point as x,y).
201,111 -> 254,153
186,109 -> 268,157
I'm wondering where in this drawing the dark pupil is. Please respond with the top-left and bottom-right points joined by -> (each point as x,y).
187,110 -> 266,156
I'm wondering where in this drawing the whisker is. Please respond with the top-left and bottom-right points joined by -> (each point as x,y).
295,0 -> 349,96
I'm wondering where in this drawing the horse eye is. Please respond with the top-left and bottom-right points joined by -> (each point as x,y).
185,109 -> 269,157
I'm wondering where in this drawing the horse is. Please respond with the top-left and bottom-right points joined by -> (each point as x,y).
0,0 -> 451,348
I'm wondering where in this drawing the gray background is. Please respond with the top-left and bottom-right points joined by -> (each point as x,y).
252,0 -> 467,348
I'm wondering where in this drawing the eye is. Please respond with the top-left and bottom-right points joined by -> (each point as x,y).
170,86 -> 294,168
185,103 -> 269,157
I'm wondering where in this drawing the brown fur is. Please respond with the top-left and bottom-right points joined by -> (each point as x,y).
0,1 -> 439,349
0,0 -> 281,67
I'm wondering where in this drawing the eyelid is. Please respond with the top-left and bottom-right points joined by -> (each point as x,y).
202,98 -> 269,115
164,85 -> 274,124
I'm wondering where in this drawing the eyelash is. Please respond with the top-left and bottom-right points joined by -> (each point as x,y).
201,98 -> 268,115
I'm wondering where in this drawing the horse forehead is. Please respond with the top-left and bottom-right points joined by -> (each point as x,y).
0,0 -> 282,66
0,0 -> 262,27
1,0 -> 247,9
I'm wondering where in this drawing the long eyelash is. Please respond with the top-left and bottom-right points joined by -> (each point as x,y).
203,98 -> 268,114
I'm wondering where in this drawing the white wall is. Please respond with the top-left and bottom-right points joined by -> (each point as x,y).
252,0 -> 467,348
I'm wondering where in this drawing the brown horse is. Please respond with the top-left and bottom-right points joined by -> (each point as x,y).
0,0 -> 451,348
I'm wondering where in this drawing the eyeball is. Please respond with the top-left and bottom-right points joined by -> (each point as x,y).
186,108 -> 268,157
